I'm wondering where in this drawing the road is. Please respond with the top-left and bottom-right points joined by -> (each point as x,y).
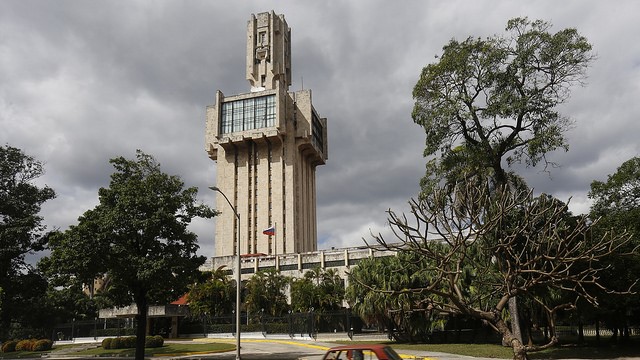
179,338 -> 495,360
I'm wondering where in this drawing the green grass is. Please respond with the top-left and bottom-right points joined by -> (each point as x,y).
392,343 -> 513,358
0,344 -> 75,359
75,342 -> 235,357
0,350 -> 50,359
0,342 -> 235,359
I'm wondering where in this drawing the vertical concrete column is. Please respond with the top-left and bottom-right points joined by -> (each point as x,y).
171,317 -> 178,338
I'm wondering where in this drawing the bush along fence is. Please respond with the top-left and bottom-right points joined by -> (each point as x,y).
101,335 -> 164,349
1,339 -> 53,353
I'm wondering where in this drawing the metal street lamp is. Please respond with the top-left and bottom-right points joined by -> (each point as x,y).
209,186 -> 241,360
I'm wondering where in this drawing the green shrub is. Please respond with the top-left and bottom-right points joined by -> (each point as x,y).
110,337 -> 122,349
96,328 -> 135,337
122,336 -> 136,348
100,335 -> 164,350
1,340 -> 18,353
32,339 -> 53,352
15,339 -> 35,352
145,335 -> 164,348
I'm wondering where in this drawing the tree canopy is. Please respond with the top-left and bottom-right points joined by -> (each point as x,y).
42,150 -> 216,360
245,268 -> 289,318
290,267 -> 345,314
0,145 -> 56,339
346,254 -> 442,342
412,18 -> 594,191
588,157 -> 640,338
186,267 -> 234,319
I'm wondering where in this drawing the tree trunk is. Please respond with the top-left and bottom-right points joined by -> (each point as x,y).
511,340 -> 529,360
578,317 -> 584,344
509,297 -> 523,344
492,312 -> 529,360
135,295 -> 148,360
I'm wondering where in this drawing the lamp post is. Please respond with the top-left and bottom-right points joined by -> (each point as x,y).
209,186 -> 241,360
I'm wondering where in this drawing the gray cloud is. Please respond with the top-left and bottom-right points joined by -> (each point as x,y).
2,0 -> 640,259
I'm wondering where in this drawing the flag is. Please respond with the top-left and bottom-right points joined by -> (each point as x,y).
262,226 -> 275,236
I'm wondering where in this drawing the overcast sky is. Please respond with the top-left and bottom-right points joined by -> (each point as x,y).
2,1 -> 639,259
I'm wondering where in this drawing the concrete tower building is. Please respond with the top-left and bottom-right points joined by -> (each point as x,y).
205,11 -> 328,257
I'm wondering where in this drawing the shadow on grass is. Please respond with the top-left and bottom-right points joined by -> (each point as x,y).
529,339 -> 640,359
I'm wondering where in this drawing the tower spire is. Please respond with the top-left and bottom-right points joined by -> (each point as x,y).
246,11 -> 292,92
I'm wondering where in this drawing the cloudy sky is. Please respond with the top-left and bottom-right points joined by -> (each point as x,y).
2,1 -> 639,259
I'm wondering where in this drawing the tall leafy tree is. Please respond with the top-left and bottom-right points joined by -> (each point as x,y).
412,17 -> 594,191
43,150 -> 215,360
244,269 -> 290,318
290,267 -> 345,314
346,255 -> 444,342
39,209 -> 110,293
0,145 -> 56,339
187,267 -> 235,318
588,157 -> 640,339
411,17 -> 594,345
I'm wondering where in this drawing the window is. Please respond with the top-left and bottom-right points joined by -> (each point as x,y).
221,95 -> 276,134
312,111 -> 324,151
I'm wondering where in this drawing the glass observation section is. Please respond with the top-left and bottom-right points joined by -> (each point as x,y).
220,94 -> 276,134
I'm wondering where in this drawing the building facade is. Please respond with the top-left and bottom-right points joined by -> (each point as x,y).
205,11 -> 328,257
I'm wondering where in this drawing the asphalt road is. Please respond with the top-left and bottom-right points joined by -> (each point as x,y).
49,336 -> 627,360
173,338 -> 493,360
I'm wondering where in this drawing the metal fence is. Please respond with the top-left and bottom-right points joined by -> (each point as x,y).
52,318 -> 135,340
178,310 -> 362,338
52,313 -> 640,343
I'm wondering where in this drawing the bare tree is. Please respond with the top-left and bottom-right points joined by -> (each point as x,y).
370,180 -> 636,360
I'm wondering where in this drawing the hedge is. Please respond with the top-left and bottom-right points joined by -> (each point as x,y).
1,340 -> 17,353
101,336 -> 164,350
1,339 -> 52,353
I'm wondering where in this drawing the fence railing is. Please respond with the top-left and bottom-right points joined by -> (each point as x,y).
52,314 -> 640,343
52,318 -> 135,341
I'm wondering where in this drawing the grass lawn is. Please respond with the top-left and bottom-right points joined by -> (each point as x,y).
0,344 -> 76,359
76,342 -> 236,357
0,350 -> 52,359
0,342 -> 235,359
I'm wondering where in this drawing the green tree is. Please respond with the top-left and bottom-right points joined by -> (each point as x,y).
290,267 -> 345,314
244,268 -> 289,318
411,17 -> 594,348
187,267 -> 235,318
42,150 -> 215,360
588,157 -> 640,340
412,17 -> 594,191
346,254 -> 444,342
0,145 -> 56,339
39,209 -> 109,293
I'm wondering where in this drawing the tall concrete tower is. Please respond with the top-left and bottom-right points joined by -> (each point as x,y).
205,11 -> 328,257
